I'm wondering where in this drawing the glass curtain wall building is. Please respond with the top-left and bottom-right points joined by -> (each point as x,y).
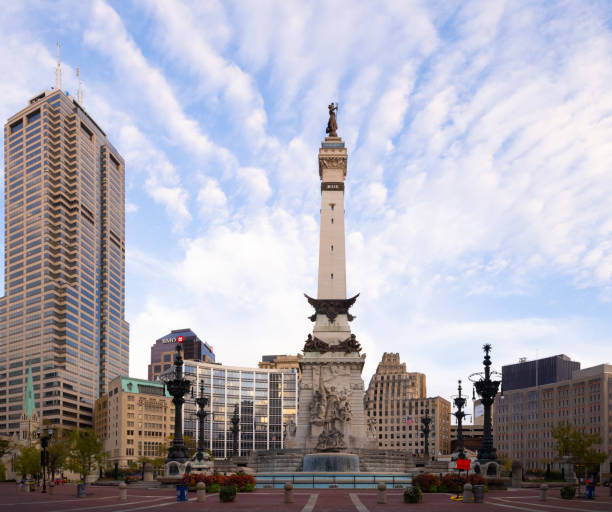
0,89 -> 129,435
166,361 -> 297,458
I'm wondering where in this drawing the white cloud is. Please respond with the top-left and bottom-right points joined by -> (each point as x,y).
84,0 -> 237,169
197,178 -> 228,221
237,167 -> 272,205
143,0 -> 275,151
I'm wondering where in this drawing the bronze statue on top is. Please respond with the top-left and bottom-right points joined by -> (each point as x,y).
326,102 -> 338,137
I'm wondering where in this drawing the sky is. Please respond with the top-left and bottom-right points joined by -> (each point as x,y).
1,0 -> 612,414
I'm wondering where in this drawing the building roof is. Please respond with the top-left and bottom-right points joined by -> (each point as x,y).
157,328 -> 199,342
119,376 -> 171,397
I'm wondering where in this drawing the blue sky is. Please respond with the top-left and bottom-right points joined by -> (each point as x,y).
1,0 -> 612,408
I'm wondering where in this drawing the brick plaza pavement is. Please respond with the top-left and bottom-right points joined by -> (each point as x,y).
0,483 -> 611,511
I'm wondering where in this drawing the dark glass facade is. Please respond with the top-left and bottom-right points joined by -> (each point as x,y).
148,328 -> 215,380
502,355 -> 580,392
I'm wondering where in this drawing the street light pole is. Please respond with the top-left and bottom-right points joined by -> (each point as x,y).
469,344 -> 501,462
453,380 -> 467,460
163,344 -> 192,463
194,380 -> 209,461
230,405 -> 240,458
37,426 -> 53,493
421,413 -> 432,460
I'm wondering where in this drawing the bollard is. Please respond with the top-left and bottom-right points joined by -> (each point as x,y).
539,483 -> 548,501
377,482 -> 387,504
49,482 -> 55,495
284,482 -> 294,504
197,482 -> 206,502
119,482 -> 127,500
463,483 -> 473,503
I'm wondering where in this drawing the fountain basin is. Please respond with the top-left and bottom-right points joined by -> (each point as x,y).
303,453 -> 359,472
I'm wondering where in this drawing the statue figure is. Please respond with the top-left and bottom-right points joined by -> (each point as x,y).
309,389 -> 325,426
285,418 -> 297,437
367,417 -> 377,439
338,389 -> 351,423
326,102 -> 338,137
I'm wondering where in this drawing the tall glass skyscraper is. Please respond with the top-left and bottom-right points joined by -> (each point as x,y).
0,88 -> 129,435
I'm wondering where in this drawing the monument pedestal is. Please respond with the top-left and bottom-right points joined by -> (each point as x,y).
286,336 -> 376,453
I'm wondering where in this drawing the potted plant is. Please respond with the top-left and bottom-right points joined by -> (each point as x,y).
219,484 -> 237,502
403,485 -> 423,503
560,485 -> 576,499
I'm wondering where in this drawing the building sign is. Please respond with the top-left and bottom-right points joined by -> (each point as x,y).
162,336 -> 185,344
321,182 -> 344,191
456,459 -> 471,470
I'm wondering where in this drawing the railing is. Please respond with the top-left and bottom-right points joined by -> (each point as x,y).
255,473 -> 412,489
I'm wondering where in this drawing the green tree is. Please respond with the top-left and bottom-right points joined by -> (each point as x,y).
67,429 -> 105,483
551,422 -> 607,491
0,436 -> 12,458
15,445 -> 41,478
47,429 -> 70,480
138,455 -> 165,471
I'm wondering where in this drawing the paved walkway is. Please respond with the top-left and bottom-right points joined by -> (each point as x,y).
0,483 -> 610,511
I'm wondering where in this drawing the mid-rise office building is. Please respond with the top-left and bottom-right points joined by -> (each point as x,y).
148,328 -> 214,381
364,353 -> 450,455
495,361 -> 611,474
94,376 -> 174,467
258,354 -> 300,372
163,359 -> 298,459
0,86 -> 129,436
450,423 -> 483,454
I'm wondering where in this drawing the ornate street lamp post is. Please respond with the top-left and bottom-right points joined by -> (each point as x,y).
421,413 -> 432,460
469,344 -> 501,462
162,344 -> 192,463
452,380 -> 468,460
37,426 -> 53,493
193,380 -> 209,462
230,405 -> 240,458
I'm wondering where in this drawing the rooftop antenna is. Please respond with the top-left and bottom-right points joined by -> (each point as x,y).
55,42 -> 62,90
77,67 -> 83,104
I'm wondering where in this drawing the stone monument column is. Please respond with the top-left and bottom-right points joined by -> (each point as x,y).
287,104 -> 375,454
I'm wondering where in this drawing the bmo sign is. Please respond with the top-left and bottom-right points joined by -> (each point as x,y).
162,335 -> 185,344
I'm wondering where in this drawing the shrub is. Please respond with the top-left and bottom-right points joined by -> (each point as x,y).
226,472 -> 257,492
181,472 -> 256,493
403,485 -> 423,503
468,474 -> 486,486
412,473 -> 441,492
219,484 -> 237,502
560,486 -> 576,500
441,473 -> 465,493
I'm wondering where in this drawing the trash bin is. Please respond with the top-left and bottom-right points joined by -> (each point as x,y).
176,484 -> 188,502
586,484 -> 595,500
76,483 -> 87,497
473,484 -> 484,503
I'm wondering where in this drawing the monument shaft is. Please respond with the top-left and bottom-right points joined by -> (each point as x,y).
317,138 -> 347,300
286,108 -> 375,456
